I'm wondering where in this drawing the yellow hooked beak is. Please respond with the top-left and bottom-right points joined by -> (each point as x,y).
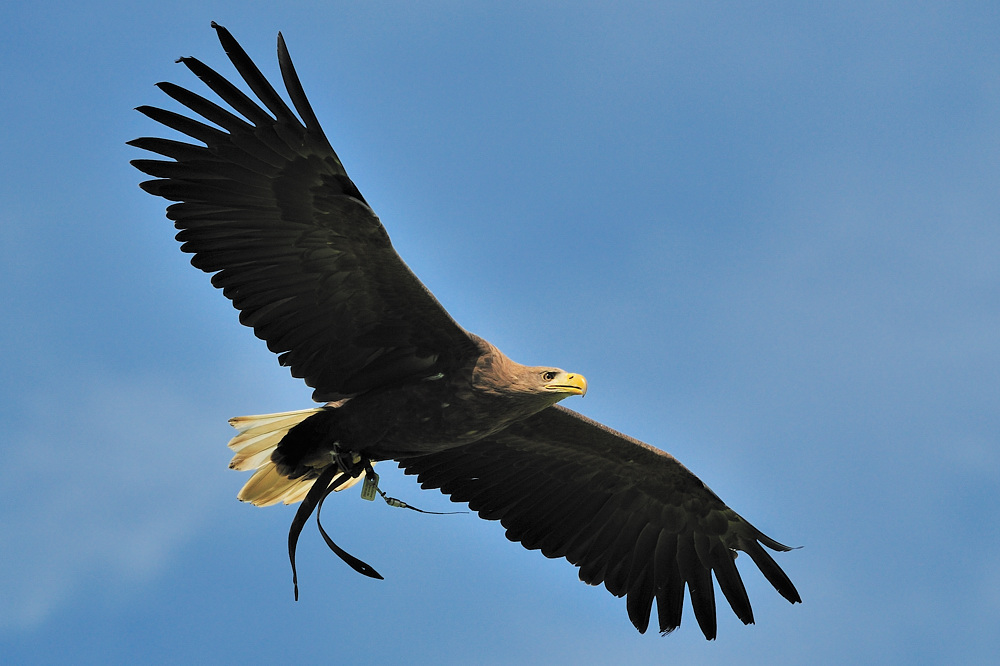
545,372 -> 588,396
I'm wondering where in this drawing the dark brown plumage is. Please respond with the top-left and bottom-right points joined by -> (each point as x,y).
130,22 -> 800,639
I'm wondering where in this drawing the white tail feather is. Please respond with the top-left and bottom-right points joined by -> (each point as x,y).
226,407 -> 366,507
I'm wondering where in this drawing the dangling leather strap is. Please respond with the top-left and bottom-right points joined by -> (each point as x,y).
315,475 -> 384,580
288,464 -> 383,601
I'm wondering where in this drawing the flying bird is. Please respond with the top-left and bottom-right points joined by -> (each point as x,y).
130,22 -> 800,639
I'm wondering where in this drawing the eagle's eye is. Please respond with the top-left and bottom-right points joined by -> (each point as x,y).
542,371 -> 557,381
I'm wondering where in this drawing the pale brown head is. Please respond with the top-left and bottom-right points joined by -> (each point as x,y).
473,340 -> 587,405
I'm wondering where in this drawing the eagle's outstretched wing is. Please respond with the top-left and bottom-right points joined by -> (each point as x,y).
130,22 -> 476,401
400,404 -> 801,639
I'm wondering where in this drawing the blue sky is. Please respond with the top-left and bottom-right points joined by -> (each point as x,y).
2,1 -> 998,663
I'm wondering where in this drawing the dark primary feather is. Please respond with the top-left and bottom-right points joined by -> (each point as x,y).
129,22 -> 476,401
399,405 -> 801,639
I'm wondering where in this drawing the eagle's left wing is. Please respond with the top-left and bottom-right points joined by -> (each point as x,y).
399,404 -> 800,639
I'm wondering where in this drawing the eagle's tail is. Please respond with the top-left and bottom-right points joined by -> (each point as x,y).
227,408 -> 363,507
